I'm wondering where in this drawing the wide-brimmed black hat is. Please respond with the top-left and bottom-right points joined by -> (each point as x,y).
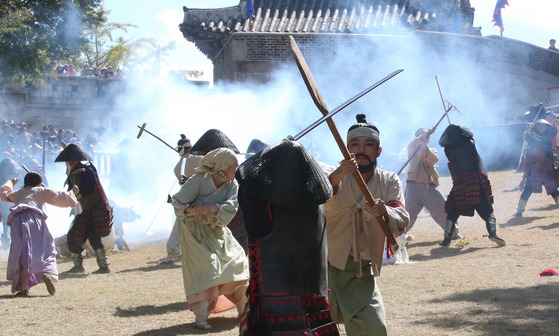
54,143 -> 92,162
236,140 -> 332,207
190,129 -> 240,155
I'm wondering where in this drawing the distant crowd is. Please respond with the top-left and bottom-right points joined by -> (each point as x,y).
0,119 -> 109,177
54,64 -> 124,79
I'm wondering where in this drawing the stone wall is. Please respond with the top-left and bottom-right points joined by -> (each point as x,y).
214,31 -> 559,118
213,31 -> 559,170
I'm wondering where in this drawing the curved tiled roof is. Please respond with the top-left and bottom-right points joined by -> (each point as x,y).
179,0 -> 465,59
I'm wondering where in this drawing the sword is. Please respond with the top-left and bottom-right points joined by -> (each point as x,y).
289,35 -> 399,246
289,69 -> 404,140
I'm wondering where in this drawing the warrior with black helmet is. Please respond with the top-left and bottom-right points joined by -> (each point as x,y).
514,119 -> 559,216
55,143 -> 113,274
438,124 -> 505,247
236,139 -> 338,336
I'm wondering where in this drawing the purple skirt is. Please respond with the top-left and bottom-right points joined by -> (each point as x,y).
6,202 -> 57,293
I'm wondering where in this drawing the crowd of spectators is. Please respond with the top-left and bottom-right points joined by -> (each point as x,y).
54,64 -> 124,79
0,119 -> 108,184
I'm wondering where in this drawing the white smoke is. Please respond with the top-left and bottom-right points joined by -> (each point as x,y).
2,20 -> 549,253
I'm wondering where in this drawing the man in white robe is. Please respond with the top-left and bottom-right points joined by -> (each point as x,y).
325,114 -> 409,336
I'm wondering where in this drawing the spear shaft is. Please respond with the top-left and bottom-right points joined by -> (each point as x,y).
289,36 -> 398,246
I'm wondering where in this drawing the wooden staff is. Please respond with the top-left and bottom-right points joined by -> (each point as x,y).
288,36 -> 398,246
435,76 -> 452,125
137,123 -> 179,153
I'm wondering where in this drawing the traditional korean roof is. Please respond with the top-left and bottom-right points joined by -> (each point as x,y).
179,0 -> 468,59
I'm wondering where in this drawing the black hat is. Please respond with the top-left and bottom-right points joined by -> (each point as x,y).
236,140 -> 333,207
439,124 -> 474,148
245,138 -> 269,159
523,102 -> 551,122
177,134 -> 191,148
190,129 -> 240,155
54,143 -> 92,162
177,134 -> 192,156
534,119 -> 557,138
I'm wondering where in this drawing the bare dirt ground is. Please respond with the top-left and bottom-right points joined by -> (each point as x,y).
0,169 -> 558,336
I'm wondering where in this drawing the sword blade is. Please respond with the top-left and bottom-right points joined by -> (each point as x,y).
292,69 -> 404,140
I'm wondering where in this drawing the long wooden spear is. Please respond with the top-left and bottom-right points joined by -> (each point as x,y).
435,76 -> 452,125
288,36 -> 400,246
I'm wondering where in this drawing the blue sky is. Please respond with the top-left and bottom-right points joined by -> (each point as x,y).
103,0 -> 558,76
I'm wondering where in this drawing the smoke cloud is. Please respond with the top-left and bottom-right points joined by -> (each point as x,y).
1,26 -> 545,257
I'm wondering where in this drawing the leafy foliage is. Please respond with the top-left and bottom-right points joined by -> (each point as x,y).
78,24 -> 176,76
0,0 -> 106,85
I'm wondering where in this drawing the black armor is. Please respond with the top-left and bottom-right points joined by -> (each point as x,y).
236,140 -> 337,336
439,124 -> 486,179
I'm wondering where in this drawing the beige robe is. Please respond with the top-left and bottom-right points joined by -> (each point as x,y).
172,173 -> 249,297
1,184 -> 77,208
407,135 -> 440,187
173,154 -> 203,180
325,168 -> 409,276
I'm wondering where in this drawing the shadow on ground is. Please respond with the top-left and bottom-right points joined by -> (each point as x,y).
532,222 -> 559,231
417,283 -> 559,335
115,301 -> 188,317
58,272 -> 88,280
502,216 -> 543,228
408,241 -> 485,262
0,293 -> 50,299
532,204 -> 558,212
502,187 -> 521,193
132,316 -> 239,335
117,263 -> 181,274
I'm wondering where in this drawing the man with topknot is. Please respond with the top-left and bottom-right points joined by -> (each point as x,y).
325,114 -> 409,336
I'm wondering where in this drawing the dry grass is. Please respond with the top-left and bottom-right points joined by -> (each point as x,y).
1,170 -> 558,336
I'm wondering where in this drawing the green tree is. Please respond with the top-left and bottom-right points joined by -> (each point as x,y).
78,21 -> 133,70
77,21 -> 176,76
0,0 -> 106,85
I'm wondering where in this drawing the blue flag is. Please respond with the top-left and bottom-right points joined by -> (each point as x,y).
492,0 -> 509,34
245,0 -> 255,20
